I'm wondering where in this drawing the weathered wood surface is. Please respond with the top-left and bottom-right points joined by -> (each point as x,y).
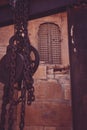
0,0 -> 86,27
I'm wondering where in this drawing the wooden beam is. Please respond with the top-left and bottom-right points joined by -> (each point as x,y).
0,0 -> 8,7
0,0 -> 87,27
0,0 -> 72,27
0,0 -> 86,7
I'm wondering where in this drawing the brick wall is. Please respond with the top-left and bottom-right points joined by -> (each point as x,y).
0,12 -> 72,130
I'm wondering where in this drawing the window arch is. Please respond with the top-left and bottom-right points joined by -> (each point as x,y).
38,22 -> 61,64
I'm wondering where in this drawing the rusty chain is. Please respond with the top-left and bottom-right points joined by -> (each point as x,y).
0,42 -> 18,130
0,0 -> 39,130
8,44 -> 17,130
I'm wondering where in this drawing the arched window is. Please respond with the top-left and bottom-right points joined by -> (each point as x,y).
38,23 -> 61,64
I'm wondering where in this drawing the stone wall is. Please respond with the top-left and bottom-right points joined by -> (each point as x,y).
0,12 -> 72,130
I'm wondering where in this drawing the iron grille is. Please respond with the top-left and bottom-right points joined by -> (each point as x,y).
38,22 -> 61,64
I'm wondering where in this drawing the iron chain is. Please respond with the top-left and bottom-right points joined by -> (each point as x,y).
0,0 -> 39,130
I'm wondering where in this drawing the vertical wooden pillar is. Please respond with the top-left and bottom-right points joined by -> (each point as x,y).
68,5 -> 87,130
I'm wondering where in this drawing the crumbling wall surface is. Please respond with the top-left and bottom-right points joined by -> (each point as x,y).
0,12 -> 72,130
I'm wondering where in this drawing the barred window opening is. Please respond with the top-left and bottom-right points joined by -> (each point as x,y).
38,23 -> 61,64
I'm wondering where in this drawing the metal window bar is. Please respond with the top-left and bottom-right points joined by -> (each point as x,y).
38,22 -> 61,64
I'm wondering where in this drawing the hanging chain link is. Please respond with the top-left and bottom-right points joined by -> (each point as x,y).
0,0 -> 39,130
8,45 -> 17,130
0,42 -> 18,130
14,0 -> 36,105
19,81 -> 26,130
